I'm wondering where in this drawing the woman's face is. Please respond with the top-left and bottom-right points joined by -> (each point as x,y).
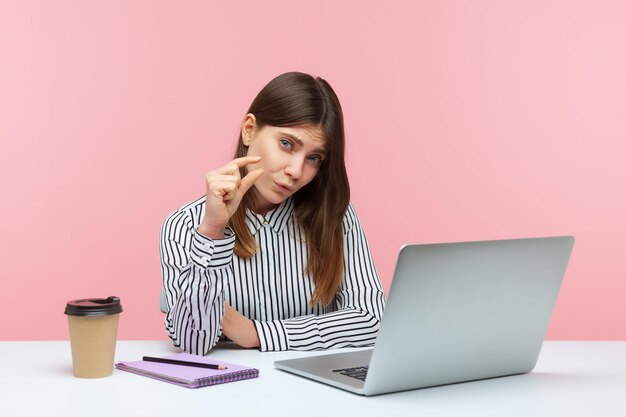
242,115 -> 326,215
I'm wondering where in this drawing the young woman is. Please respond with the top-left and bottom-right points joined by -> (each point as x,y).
160,72 -> 385,355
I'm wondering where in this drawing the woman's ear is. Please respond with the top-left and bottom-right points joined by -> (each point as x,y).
241,113 -> 257,146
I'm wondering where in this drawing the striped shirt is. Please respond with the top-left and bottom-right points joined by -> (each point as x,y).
160,196 -> 385,355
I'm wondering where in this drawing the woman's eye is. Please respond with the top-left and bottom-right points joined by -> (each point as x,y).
279,138 -> 293,149
307,155 -> 323,165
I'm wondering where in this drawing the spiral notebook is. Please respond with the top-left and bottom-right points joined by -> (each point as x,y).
115,353 -> 259,388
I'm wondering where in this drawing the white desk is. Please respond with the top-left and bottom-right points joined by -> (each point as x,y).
1,341 -> 624,417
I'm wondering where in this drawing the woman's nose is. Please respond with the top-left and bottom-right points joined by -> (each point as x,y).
284,156 -> 304,179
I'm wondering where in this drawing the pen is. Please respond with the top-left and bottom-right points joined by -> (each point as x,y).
142,356 -> 228,370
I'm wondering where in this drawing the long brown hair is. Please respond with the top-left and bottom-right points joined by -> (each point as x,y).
229,72 -> 349,306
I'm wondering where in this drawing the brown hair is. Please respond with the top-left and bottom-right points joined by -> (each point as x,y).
229,72 -> 349,306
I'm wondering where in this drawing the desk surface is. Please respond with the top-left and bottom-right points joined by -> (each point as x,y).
1,341 -> 624,417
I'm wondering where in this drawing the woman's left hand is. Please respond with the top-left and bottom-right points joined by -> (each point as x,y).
222,304 -> 261,348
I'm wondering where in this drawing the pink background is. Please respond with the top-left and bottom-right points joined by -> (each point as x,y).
1,1 -> 624,341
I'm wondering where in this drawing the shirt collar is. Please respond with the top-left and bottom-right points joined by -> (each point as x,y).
245,197 -> 295,236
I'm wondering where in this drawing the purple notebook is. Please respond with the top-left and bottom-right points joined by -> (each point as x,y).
115,353 -> 259,388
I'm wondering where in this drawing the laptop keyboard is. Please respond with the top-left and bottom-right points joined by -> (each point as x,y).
332,366 -> 369,381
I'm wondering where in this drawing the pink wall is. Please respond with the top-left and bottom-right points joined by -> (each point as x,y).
1,1 -> 624,341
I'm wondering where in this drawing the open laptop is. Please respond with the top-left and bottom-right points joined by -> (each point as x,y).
274,236 -> 575,396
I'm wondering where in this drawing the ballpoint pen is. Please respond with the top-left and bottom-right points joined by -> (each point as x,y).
142,356 -> 228,370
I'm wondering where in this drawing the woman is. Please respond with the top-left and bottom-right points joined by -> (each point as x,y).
160,72 -> 385,355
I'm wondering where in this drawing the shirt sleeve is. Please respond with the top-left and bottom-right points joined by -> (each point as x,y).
252,204 -> 386,351
160,208 -> 235,355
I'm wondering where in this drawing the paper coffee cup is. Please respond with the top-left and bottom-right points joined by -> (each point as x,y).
65,296 -> 123,378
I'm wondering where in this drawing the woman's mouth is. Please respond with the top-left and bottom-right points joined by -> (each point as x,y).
275,183 -> 294,193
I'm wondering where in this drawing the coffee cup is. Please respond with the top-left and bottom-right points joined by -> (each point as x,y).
65,296 -> 123,378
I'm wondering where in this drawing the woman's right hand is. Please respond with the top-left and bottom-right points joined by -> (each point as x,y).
198,156 -> 263,238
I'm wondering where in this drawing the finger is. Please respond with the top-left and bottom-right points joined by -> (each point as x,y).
214,163 -> 241,177
238,168 -> 264,195
232,155 -> 261,168
208,181 -> 237,199
221,156 -> 262,174
206,174 -> 239,193
210,156 -> 261,178
207,174 -> 239,186
206,170 -> 240,189
220,156 -> 261,176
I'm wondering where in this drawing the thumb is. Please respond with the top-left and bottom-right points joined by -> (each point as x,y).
238,168 -> 264,195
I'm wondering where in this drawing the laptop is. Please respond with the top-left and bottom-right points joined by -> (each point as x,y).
274,236 -> 575,396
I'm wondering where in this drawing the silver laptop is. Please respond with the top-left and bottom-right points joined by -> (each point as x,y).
274,236 -> 575,396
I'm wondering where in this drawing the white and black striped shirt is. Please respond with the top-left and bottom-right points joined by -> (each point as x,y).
160,196 -> 385,355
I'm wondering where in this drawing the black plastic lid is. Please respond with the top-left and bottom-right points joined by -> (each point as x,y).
64,296 -> 123,317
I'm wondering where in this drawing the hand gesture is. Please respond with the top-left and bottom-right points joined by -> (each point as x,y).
198,156 -> 263,238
